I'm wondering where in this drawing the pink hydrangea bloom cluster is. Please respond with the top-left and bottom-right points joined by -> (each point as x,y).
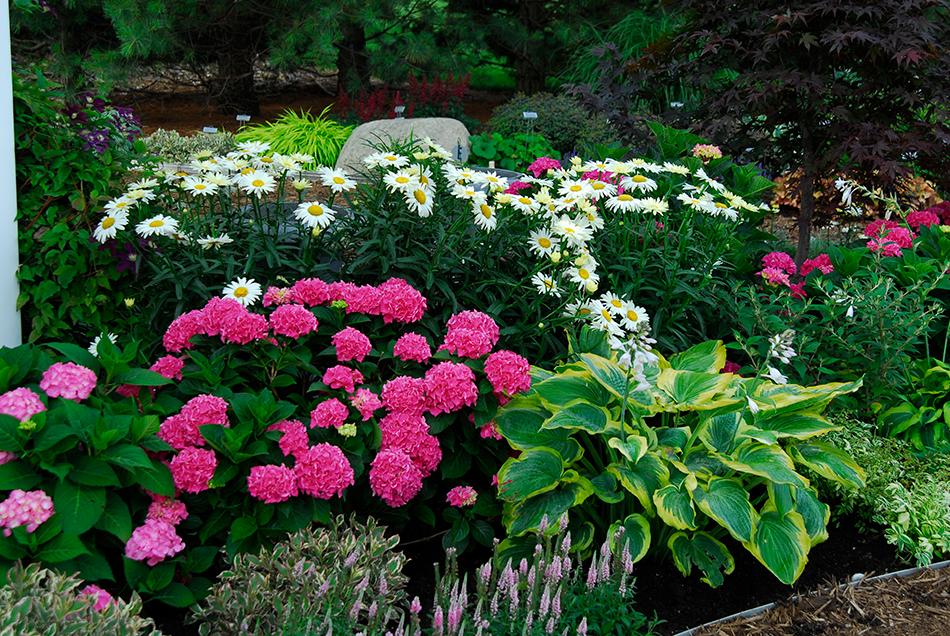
268,419 -> 309,458
446,485 -> 478,507
350,388 -> 382,421
262,286 -> 294,306
504,180 -> 532,195
269,304 -> 318,338
479,421 -> 503,440
147,494 -> 189,526
0,451 -> 15,465
310,398 -> 350,429
527,156 -> 562,178
323,365 -> 364,393
757,250 -> 833,298
39,362 -> 97,401
865,219 -> 916,258
799,253 -> 834,277
425,362 -> 479,415
393,332 -> 432,363
0,489 -> 54,536
484,350 -> 531,400
248,464 -> 298,503
906,210 -> 941,231
293,443 -> 355,499
125,518 -> 185,566
379,412 -> 441,477
169,447 -> 218,493
150,355 -> 184,381
440,310 -> 500,358
332,327 -> 372,362
79,584 -> 115,611
381,376 -> 428,415
158,394 -> 230,450
692,143 -> 723,161
369,448 -> 423,507
288,277 -> 427,324
0,387 -> 46,421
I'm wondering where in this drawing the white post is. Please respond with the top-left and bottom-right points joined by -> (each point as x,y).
0,1 -> 21,347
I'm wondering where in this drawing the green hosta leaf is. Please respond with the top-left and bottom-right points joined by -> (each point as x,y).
787,442 -> 865,489
534,372 -> 611,408
668,340 -> 727,373
746,510 -> 810,584
668,531 -> 735,587
579,353 -> 632,400
656,369 -> 738,410
699,412 -> 742,454
609,514 -> 651,564
497,449 -> 564,502
719,442 -> 806,487
609,453 -> 670,513
656,427 -> 690,450
542,401 -> 611,434
495,396 -> 583,463
34,533 -> 89,563
878,403 -> 920,437
54,481 -> 105,534
503,481 -> 592,537
692,477 -> 757,542
751,379 -> 862,417
590,471 -> 624,504
608,434 -> 649,463
653,484 -> 697,530
792,486 -> 830,546
754,412 -> 841,439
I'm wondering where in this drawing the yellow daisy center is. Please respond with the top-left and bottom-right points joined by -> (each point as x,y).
241,167 -> 254,175
610,299 -> 623,308
632,175 -> 647,183
396,176 -> 410,184
569,185 -> 582,192
601,309 -> 613,322
480,204 -> 493,219
102,217 -> 115,229
618,194 -> 634,202
420,175 -> 430,186
414,190 -> 427,204
261,156 -> 273,163
538,237 -> 552,249
149,219 -> 164,228
715,202 -> 727,209
251,179 -> 265,188
234,287 -> 248,298
578,268 -> 590,280
307,205 -> 324,217
194,184 -> 206,190
592,182 -> 605,190
333,176 -> 345,185
518,197 -> 532,205
627,309 -> 639,321
543,278 -> 554,289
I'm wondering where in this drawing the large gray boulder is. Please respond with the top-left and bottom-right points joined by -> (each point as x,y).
335,117 -> 470,173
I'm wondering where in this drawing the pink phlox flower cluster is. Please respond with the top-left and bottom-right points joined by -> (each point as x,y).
527,156 -> 562,178
504,180 -> 532,195
424,362 -> 478,415
125,518 -> 185,566
0,489 -> 54,536
39,362 -> 97,401
150,355 -> 184,381
378,278 -> 427,324
484,350 -> 531,398
440,310 -> 500,359
446,485 -> 478,507
350,388 -> 382,421
262,286 -> 294,307
169,447 -> 217,493
332,327 -> 372,363
291,278 -> 330,306
323,365 -> 364,393
761,251 -> 797,275
907,210 -> 941,230
293,443 -> 354,499
379,412 -> 441,476
799,253 -> 834,276
393,332 -> 432,363
79,584 -> 115,612
0,387 -> 46,421
310,398 -> 349,429
269,303 -> 318,338
248,464 -> 299,503
147,494 -> 188,526
268,419 -> 309,458
381,376 -> 428,415
369,448 -> 423,508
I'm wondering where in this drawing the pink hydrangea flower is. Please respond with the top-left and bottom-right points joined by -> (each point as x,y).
268,419 -> 309,458
269,304 -> 318,338
310,398 -> 349,429
163,309 -> 204,352
39,362 -> 97,401
341,285 -> 382,315
248,464 -> 298,503
868,237 -> 904,257
220,311 -> 269,345
789,281 -> 807,299
181,394 -> 229,426
147,495 -> 188,526
721,360 -> 741,374
0,489 -> 54,536
262,286 -> 294,307
150,355 -> 184,381
799,253 -> 834,276
885,226 -> 915,248
379,412 -> 442,476
79,584 -> 115,612
369,448 -> 423,507
350,388 -> 382,421
425,361 -> 479,415
446,485 -> 478,507
0,451 -> 16,465
393,333 -> 432,363
200,297 -> 246,337
381,376 -> 428,415
760,267 -> 791,287
158,413 -> 202,450
125,519 -> 185,566
692,143 -> 723,161
484,350 -> 531,398
906,210 -> 941,230
527,156 -> 561,178
441,310 -> 500,359
0,387 -> 46,421
865,218 -> 901,238
332,327 -> 372,363
169,447 -> 217,493
323,365 -> 364,393
291,278 -> 330,306
504,180 -> 532,195
378,278 -> 427,324
761,251 -> 797,275
479,421 -> 503,440
326,281 -> 355,302
294,443 -> 354,499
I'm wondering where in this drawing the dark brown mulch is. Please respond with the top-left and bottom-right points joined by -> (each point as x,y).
695,566 -> 950,636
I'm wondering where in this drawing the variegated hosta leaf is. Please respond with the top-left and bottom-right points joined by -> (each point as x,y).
751,379 -> 863,417
699,412 -> 742,454
691,477 -> 758,543
497,449 -> 564,502
656,426 -> 690,450
494,395 -> 583,464
653,483 -> 697,530
542,401 -> 612,434
590,471 -> 624,504
608,434 -> 649,463
533,371 -> 612,409
745,510 -> 811,585
668,531 -> 735,587
766,483 -> 831,547
578,353 -> 633,400
502,481 -> 593,537
753,411 -> 842,440
718,442 -> 807,487
787,441 -> 865,489
609,513 -> 652,564
667,340 -> 727,374
609,453 -> 670,513
655,369 -> 740,411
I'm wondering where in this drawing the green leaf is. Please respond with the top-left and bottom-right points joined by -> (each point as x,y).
69,456 -> 120,486
53,481 -> 106,534
497,449 -> 564,502
609,453 -> 670,513
503,482 -> 592,537
590,471 -> 624,504
101,444 -> 153,470
668,531 -> 735,587
69,551 -> 114,582
653,484 -> 697,530
45,343 -> 100,372
746,510 -> 810,584
609,513 -> 651,564
668,340 -> 727,373
230,516 -> 257,542
792,486 -> 830,546
185,546 -> 219,574
114,368 -> 173,387
150,582 -> 195,608
95,493 -> 132,541
656,369 -> 736,410
0,415 -> 23,453
0,461 -> 41,490
135,460 -> 175,497
495,396 -> 583,463
542,402 -> 611,434
35,533 -> 89,563
533,372 -> 611,408
578,353 -> 632,400
608,434 -> 649,463
699,412 -> 741,454
754,412 -> 841,440
788,441 -> 865,489
719,442 -> 806,487
692,477 -> 758,542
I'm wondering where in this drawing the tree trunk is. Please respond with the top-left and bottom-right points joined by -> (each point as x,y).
336,21 -> 371,95
796,152 -> 817,266
211,12 -> 261,115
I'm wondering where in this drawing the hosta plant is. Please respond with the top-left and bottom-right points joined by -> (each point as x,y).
494,332 -> 864,586
876,359 -> 950,450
